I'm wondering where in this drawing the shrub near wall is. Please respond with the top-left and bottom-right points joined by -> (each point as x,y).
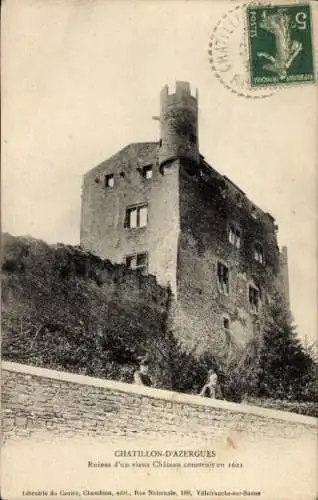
243,397 -> 318,418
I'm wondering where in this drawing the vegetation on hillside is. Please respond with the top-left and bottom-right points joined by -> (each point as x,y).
2,233 -> 171,385
2,233 -> 317,416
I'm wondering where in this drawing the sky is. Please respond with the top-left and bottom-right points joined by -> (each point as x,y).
2,0 -> 317,343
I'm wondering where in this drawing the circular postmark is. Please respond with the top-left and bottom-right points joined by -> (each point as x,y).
208,3 -> 280,98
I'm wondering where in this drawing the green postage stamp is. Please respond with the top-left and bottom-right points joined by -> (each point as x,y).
247,4 -> 315,86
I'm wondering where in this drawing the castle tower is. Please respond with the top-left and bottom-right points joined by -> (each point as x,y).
158,81 -> 200,167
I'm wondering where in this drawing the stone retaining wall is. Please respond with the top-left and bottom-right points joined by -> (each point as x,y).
2,361 -> 316,443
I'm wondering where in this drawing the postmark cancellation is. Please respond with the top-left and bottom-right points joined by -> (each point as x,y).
209,2 -> 316,96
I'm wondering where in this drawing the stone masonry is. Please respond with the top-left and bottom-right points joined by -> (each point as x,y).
80,82 -> 290,354
2,362 -> 315,443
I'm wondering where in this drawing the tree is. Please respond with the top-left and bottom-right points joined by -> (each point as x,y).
256,290 -> 315,401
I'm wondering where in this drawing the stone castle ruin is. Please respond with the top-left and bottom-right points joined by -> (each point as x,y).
80,81 -> 289,354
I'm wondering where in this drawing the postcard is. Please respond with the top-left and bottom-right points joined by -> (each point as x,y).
1,1 -> 317,499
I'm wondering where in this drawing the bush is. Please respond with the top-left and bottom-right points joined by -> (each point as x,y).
242,397 -> 318,418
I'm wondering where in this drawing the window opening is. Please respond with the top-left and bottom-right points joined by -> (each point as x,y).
249,285 -> 260,313
125,252 -> 148,275
253,243 -> 264,264
125,204 -> 148,228
223,317 -> 230,330
142,165 -> 153,179
105,174 -> 114,188
228,225 -> 241,249
217,262 -> 229,295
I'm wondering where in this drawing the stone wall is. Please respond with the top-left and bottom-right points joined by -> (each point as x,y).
80,142 -> 282,354
2,361 -> 316,443
81,143 -> 180,293
174,161 -> 281,353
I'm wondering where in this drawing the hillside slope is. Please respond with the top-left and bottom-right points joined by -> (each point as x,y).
1,233 -> 175,386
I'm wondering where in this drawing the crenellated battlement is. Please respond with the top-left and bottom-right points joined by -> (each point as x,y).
161,81 -> 198,100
